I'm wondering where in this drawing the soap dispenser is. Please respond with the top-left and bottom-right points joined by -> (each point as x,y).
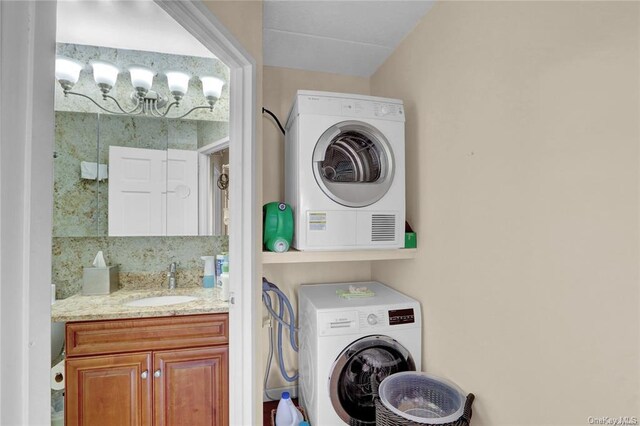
201,256 -> 216,288
219,261 -> 229,301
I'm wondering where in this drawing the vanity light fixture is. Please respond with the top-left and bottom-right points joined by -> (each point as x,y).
55,56 -> 225,119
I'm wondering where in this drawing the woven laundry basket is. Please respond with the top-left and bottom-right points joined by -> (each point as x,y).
375,372 -> 475,426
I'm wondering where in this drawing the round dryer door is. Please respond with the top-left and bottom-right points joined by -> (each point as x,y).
312,120 -> 395,208
329,335 -> 416,425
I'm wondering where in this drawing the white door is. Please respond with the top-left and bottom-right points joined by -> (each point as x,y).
109,146 -> 166,236
165,148 -> 199,236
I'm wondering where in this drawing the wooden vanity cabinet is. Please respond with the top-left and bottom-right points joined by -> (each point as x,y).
65,314 -> 229,426
154,346 -> 228,426
66,352 -> 153,426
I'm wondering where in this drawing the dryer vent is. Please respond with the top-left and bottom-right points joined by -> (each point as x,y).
371,214 -> 396,242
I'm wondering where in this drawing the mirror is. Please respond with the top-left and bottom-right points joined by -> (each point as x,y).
52,43 -> 230,237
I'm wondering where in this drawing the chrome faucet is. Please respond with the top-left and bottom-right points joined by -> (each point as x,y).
167,262 -> 177,289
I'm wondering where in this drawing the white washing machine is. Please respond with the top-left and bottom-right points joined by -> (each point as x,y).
285,91 -> 405,251
298,281 -> 421,426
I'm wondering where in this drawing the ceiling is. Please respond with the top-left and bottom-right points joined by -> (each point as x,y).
56,0 -> 215,59
57,0 -> 434,77
263,0 -> 435,77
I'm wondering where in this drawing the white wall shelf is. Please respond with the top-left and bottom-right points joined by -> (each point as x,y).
262,248 -> 417,264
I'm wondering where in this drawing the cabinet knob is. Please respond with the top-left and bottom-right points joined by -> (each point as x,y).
141,370 -> 148,379
154,369 -> 162,378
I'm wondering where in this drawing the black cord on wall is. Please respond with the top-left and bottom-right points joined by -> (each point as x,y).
262,107 -> 286,135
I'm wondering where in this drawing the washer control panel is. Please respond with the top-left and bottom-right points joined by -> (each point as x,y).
367,314 -> 378,325
318,306 -> 417,335
318,311 -> 359,336
388,308 -> 415,325
358,310 -> 388,329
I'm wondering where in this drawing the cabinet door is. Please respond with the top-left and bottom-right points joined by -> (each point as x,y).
153,346 -> 229,426
66,352 -> 152,426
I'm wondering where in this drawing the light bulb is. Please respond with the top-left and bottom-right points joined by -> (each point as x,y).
91,60 -> 119,94
55,56 -> 84,90
128,65 -> 154,95
165,71 -> 190,100
200,76 -> 224,104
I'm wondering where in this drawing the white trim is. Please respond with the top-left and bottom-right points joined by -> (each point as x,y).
155,2 -> 257,425
198,152 -> 212,235
197,151 -> 224,236
0,1 -> 56,424
198,136 -> 229,236
197,135 -> 230,154
0,1 -> 4,421
0,1 -> 3,420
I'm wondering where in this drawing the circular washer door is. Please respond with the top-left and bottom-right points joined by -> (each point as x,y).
329,335 -> 416,425
312,120 -> 395,208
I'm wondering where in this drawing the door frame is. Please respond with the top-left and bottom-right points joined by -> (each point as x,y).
0,1 -> 258,424
198,136 -> 230,236
1,1 -> 57,424
136,2 -> 260,423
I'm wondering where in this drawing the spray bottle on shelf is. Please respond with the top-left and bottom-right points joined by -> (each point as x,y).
218,261 -> 229,301
201,256 -> 216,288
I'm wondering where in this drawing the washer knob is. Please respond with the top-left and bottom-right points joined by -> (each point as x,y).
367,314 -> 378,325
380,105 -> 390,115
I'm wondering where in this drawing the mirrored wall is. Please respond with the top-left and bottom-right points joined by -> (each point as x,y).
53,43 -> 230,237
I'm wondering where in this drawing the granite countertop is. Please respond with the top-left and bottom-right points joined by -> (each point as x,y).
51,287 -> 228,322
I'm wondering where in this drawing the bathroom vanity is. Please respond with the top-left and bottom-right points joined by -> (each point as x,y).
52,289 -> 229,426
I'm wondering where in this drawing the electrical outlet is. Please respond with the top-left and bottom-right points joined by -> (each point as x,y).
262,316 -> 271,327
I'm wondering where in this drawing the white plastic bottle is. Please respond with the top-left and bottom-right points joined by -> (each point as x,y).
219,262 -> 229,302
286,397 -> 303,425
275,392 -> 293,426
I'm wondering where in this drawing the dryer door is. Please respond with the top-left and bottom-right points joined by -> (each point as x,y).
329,335 -> 416,425
312,121 -> 395,208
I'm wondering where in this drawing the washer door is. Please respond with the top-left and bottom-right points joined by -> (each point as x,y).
329,335 -> 416,425
312,121 -> 395,208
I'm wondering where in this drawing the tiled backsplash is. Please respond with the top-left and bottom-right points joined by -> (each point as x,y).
53,236 -> 228,299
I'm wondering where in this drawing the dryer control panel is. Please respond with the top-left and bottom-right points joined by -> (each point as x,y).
297,93 -> 405,122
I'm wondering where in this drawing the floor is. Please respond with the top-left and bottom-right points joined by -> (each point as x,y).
263,398 -> 299,426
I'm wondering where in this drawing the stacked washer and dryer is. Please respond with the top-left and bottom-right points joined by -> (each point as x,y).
282,91 -> 419,425
285,91 -> 406,251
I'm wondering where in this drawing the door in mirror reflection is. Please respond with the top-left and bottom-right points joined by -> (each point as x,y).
108,146 -> 199,236
165,149 -> 198,236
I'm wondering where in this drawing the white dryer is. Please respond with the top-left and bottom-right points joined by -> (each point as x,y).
285,91 -> 405,251
298,281 -> 421,426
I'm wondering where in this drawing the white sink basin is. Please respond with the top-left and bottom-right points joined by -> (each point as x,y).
125,295 -> 198,307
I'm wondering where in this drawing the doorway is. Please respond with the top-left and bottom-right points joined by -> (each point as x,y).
0,1 -> 257,423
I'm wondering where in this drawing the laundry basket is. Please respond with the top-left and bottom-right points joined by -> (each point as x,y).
376,372 -> 475,426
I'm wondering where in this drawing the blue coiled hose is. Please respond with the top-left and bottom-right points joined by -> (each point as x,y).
262,277 -> 298,391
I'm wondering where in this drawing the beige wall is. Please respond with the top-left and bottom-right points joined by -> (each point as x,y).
261,65 -> 372,391
370,2 -> 639,425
